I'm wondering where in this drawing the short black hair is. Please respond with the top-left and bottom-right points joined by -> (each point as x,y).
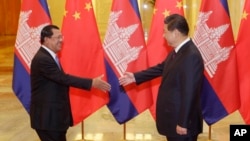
164,14 -> 189,35
40,25 -> 59,44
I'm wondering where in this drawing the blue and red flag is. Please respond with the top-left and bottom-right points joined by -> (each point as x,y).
59,0 -> 109,125
12,0 -> 51,112
103,0 -> 152,124
236,0 -> 250,124
146,0 -> 184,120
193,0 -> 240,125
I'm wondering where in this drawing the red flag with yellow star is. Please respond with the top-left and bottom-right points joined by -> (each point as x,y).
59,0 -> 108,125
236,0 -> 250,124
146,0 -> 184,119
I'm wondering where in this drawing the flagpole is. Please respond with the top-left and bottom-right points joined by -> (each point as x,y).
123,123 -> 126,140
82,121 -> 84,140
76,121 -> 85,141
208,125 -> 212,141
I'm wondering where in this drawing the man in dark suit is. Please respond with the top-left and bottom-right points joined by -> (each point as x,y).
30,25 -> 111,141
119,14 -> 204,141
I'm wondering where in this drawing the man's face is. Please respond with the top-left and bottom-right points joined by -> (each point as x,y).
163,24 -> 176,47
45,29 -> 63,53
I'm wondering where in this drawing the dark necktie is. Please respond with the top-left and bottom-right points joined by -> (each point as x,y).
172,51 -> 176,60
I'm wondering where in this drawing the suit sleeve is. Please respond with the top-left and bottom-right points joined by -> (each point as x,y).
134,62 -> 164,85
37,55 -> 92,90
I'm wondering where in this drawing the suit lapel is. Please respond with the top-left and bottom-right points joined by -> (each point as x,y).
40,47 -> 64,72
162,40 -> 192,78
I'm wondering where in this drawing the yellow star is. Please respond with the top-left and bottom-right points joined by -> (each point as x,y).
163,9 -> 170,18
73,11 -> 81,20
242,10 -> 249,20
85,2 -> 92,12
176,1 -> 183,9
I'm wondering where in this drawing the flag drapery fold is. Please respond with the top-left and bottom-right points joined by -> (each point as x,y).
193,0 -> 240,125
236,0 -> 250,124
103,0 -> 152,124
12,0 -> 51,112
60,0 -> 109,125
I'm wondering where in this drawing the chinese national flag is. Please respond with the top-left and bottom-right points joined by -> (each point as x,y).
103,0 -> 152,124
12,0 -> 51,112
236,0 -> 250,124
193,0 -> 240,125
60,0 -> 108,125
146,0 -> 184,120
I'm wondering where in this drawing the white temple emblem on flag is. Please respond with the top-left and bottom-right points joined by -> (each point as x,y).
103,10 -> 143,76
193,11 -> 233,78
15,10 -> 48,68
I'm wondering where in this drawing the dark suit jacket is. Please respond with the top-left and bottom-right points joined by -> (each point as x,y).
134,40 -> 204,137
30,47 -> 92,131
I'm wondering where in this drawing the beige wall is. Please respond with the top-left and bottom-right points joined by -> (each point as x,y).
0,0 -> 20,35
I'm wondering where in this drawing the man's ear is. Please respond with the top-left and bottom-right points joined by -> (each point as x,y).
173,29 -> 179,37
44,37 -> 50,43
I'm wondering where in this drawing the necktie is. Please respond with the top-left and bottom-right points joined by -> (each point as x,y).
55,56 -> 61,69
172,51 -> 176,60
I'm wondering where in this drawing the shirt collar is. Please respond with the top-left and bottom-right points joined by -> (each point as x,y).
41,45 -> 57,60
174,37 -> 190,53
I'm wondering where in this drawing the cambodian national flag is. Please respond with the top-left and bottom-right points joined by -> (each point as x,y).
12,0 -> 51,112
103,0 -> 153,124
193,0 -> 240,125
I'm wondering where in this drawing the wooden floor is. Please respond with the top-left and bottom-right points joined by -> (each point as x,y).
0,36 -> 245,141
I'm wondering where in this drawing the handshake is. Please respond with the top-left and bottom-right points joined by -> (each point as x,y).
92,72 -> 136,92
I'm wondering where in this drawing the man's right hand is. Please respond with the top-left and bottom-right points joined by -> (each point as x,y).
119,72 -> 135,86
92,74 -> 111,92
